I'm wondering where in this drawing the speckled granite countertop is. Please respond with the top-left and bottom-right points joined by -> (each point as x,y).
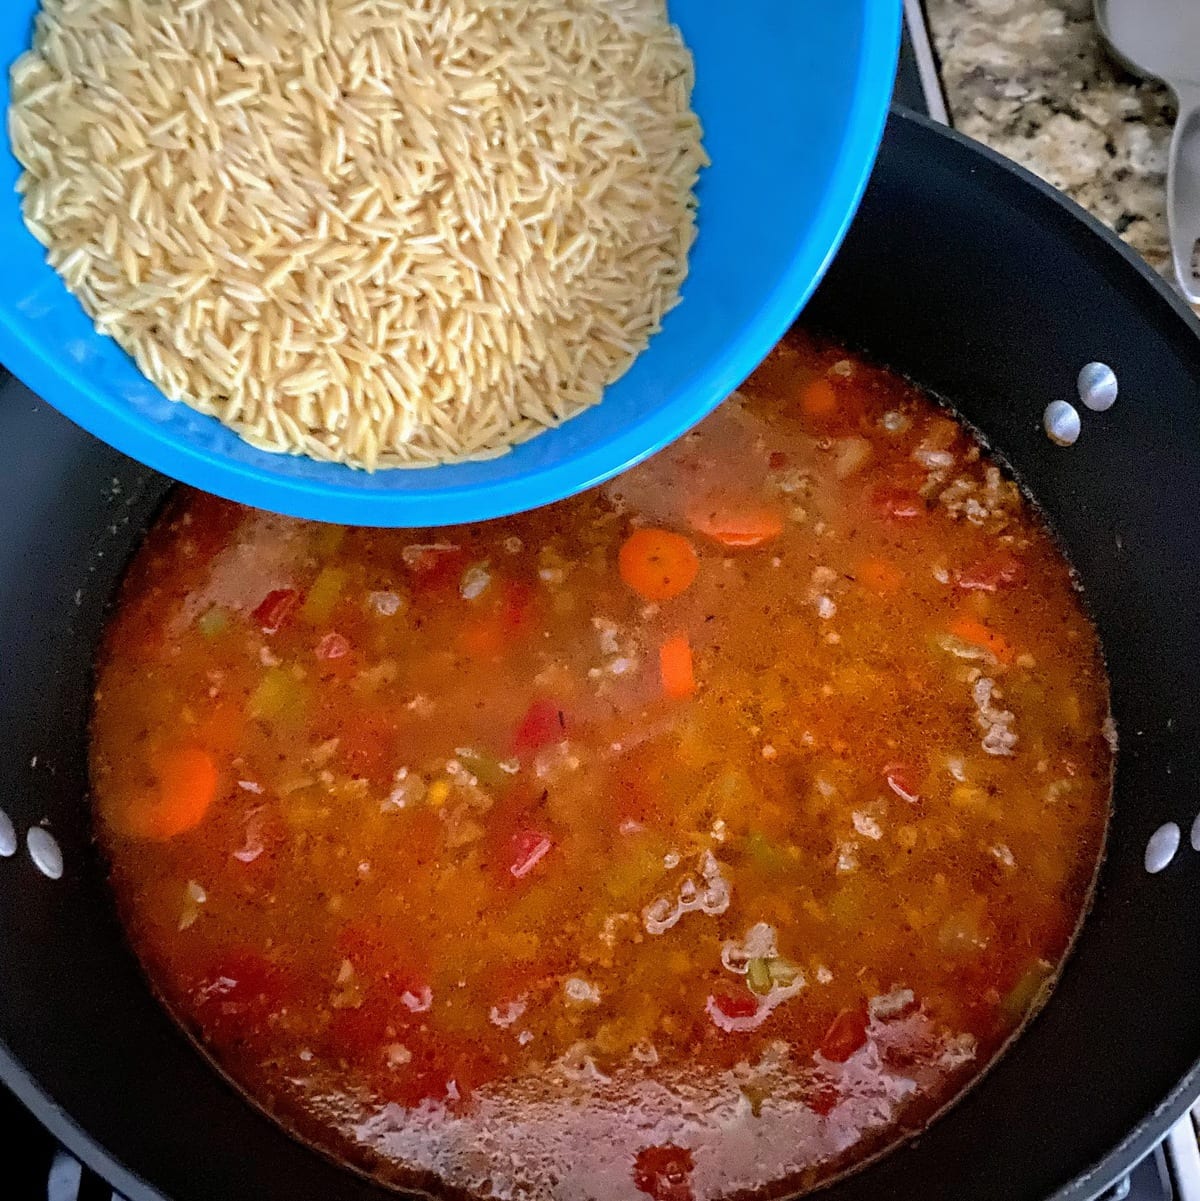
924,0 -> 1177,280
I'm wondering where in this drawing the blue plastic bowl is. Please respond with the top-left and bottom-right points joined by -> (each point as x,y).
0,1 -> 899,527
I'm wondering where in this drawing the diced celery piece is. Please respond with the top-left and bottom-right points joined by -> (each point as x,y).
459,749 -> 506,789
1001,958 -> 1054,1023
249,667 -> 302,720
768,957 -> 798,987
746,957 -> 773,996
302,566 -> 346,624
744,830 -> 792,877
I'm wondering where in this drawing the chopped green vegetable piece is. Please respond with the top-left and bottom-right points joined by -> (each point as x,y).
459,749 -> 507,789
768,957 -> 798,986
302,566 -> 346,624
743,830 -> 792,877
249,667 -> 303,720
1001,958 -> 1054,1023
746,957 -> 773,996
197,607 -> 229,639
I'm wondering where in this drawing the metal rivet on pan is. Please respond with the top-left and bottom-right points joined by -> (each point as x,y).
1043,400 -> 1081,446
0,808 -> 15,858
26,827 -> 63,880
47,1150 -> 82,1201
1192,811 -> 1200,853
1077,362 -> 1118,412
1145,822 -> 1181,874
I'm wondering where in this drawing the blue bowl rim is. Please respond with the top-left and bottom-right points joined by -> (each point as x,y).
0,1 -> 901,527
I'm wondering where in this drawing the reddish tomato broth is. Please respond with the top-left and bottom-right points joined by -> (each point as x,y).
90,335 -> 1112,1201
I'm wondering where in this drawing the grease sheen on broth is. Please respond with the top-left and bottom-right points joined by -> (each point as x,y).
90,335 -> 1112,1201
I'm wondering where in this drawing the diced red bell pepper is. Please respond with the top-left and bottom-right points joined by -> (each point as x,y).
252,588 -> 301,634
711,991 -> 759,1021
819,1005 -> 869,1063
883,761 -> 921,803
512,698 -> 564,755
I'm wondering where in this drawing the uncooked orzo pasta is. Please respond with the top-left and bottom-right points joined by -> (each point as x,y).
8,0 -> 706,469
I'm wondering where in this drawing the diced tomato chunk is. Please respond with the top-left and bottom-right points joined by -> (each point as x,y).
315,631 -> 350,660
956,553 -> 1026,592
883,761 -> 921,803
252,588 -> 301,633
711,991 -> 759,1020
819,1005 -> 869,1063
633,1144 -> 696,1201
870,485 -> 924,521
509,829 -> 553,879
512,698 -> 563,755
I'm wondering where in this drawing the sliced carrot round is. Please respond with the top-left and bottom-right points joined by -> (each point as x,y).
618,529 -> 699,601
118,746 -> 219,841
687,499 -> 783,549
799,377 -> 838,420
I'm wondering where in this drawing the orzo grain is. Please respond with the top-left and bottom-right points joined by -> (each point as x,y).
8,0 -> 706,468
